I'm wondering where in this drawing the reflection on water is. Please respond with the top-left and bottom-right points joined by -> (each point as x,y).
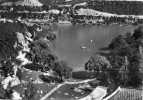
47,24 -> 137,71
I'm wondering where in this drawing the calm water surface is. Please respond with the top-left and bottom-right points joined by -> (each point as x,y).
49,24 -> 136,71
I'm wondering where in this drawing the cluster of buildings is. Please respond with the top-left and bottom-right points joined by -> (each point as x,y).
0,0 -> 143,25
1,0 -> 43,7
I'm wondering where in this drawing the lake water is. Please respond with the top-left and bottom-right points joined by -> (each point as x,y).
50,24 -> 137,71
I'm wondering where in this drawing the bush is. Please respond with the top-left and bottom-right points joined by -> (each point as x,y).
72,71 -> 97,80
39,75 -> 63,83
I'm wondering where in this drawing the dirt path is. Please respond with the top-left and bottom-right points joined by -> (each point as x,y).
40,83 -> 65,100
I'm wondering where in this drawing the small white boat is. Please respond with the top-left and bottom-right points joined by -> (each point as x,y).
80,46 -> 87,49
90,40 -> 93,43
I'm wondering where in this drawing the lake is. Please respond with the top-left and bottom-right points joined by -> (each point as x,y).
48,24 -> 137,71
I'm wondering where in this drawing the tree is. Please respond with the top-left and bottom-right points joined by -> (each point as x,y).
53,61 -> 72,80
0,83 -> 7,99
85,54 -> 111,72
106,26 -> 143,87
29,39 -> 51,65
132,26 -> 143,40
27,38 -> 59,72
108,34 -> 131,57
24,81 -> 37,100
58,61 -> 72,79
1,60 -> 14,77
84,54 -> 112,86
118,56 -> 129,86
0,36 -> 17,62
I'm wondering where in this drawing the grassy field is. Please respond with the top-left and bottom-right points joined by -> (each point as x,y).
48,83 -> 92,100
13,68 -> 96,100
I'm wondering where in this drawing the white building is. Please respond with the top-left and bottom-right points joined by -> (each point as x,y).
16,0 -> 43,7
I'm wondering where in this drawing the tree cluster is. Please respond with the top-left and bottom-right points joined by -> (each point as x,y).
25,24 -> 72,81
85,26 -> 143,88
